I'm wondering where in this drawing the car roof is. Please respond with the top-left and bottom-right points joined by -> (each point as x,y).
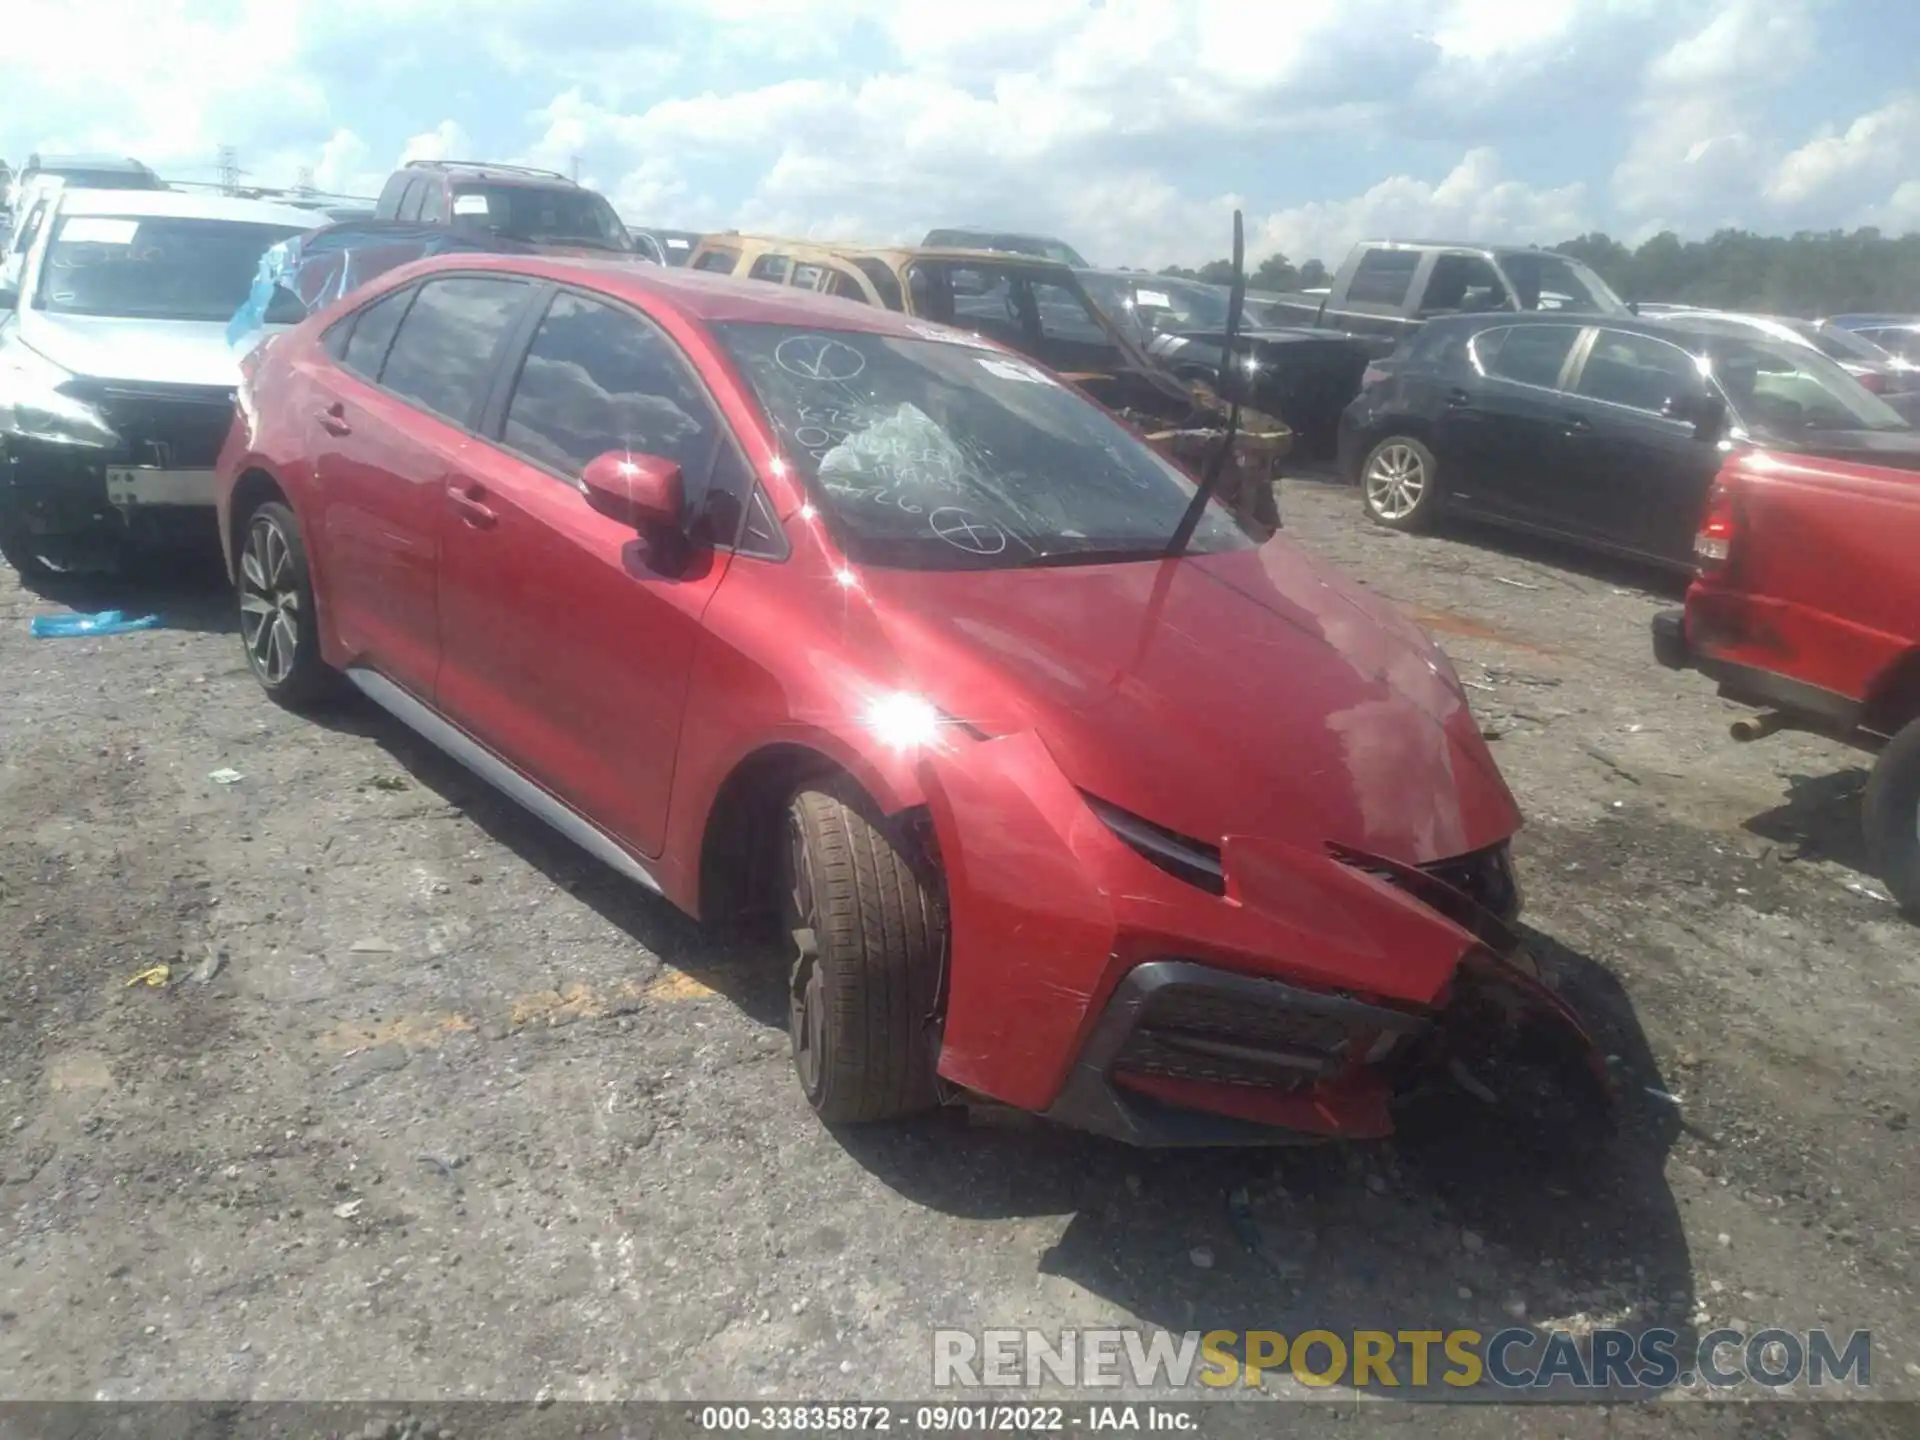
393,251 -> 1012,338
1355,239 -> 1559,256
703,233 -> 1076,273
1423,309 -> 1827,354
27,154 -> 152,172
54,187 -> 320,228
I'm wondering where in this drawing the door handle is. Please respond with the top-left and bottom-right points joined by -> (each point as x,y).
316,402 -> 351,437
446,481 -> 497,528
1561,415 -> 1593,436
1444,387 -> 1473,408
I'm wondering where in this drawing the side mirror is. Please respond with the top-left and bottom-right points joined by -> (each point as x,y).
1628,300 -> 1641,316
263,286 -> 307,326
581,451 -> 685,531
1662,392 -> 1727,440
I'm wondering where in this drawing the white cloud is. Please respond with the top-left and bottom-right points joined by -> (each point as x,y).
1250,149 -> 1591,263
1,0 -> 1916,272
1765,97 -> 1920,210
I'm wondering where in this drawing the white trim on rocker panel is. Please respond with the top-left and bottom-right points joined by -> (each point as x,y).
345,667 -> 665,896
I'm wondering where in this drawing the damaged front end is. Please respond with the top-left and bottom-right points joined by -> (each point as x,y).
915,733 -> 1613,1150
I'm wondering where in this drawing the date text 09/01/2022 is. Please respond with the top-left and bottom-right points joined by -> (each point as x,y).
697,1404 -> 1192,1431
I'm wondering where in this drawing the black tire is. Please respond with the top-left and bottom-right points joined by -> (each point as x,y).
1359,434 -> 1442,532
0,510 -> 55,582
783,782 -> 944,1123
235,499 -> 342,710
1863,718 -> 1920,915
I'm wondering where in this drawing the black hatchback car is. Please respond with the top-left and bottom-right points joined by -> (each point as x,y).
1338,312 -> 1920,569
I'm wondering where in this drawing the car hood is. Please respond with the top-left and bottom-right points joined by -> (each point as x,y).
860,539 -> 1521,866
19,310 -> 252,386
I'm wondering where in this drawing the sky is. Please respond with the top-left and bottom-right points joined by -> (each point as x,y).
3,0 -> 1918,270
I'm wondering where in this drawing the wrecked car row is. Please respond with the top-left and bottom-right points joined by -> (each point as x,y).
3,165 -> 1913,1159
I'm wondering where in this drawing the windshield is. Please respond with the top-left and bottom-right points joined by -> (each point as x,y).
1082,274 -> 1232,337
714,322 -> 1257,570
1790,320 -> 1894,366
450,185 -> 631,250
1496,253 -> 1626,315
1705,335 -> 1910,434
35,215 -> 308,321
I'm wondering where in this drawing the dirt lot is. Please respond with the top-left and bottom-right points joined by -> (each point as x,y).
1,475 -> 1915,1422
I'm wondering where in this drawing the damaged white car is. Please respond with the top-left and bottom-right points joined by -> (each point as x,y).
0,188 -> 315,578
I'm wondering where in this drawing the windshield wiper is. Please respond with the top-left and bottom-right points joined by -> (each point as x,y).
1165,210 -> 1247,559
1012,545 -> 1175,569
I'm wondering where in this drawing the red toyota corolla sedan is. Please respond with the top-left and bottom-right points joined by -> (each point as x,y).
216,253 -> 1606,1146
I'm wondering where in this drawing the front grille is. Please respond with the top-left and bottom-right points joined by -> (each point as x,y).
1112,979 -> 1378,1090
1332,840 -> 1520,929
62,380 -> 238,469
1420,843 -> 1519,922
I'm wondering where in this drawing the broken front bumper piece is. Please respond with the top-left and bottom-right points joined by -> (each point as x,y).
918,732 -> 1613,1148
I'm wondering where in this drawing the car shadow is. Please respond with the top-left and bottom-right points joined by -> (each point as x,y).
12,546 -> 237,636
303,689 -> 790,1030
835,923 -> 1695,1401
1282,467 -> 1689,600
1742,767 -> 1876,875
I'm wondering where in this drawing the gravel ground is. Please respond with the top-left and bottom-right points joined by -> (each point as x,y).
1,475 -> 1914,1426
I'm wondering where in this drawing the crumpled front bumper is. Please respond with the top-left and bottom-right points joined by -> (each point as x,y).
916,731 -> 1610,1146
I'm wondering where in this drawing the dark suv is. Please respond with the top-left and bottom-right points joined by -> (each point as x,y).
372,161 -> 634,253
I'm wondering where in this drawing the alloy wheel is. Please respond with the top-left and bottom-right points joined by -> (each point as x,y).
238,513 -> 301,686
1365,443 -> 1427,521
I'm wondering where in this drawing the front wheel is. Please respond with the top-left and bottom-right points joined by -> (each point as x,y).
237,499 -> 342,710
1863,718 -> 1920,915
1360,435 -> 1442,531
784,783 -> 945,1123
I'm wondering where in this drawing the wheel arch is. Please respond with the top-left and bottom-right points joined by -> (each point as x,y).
1864,647 -> 1920,737
226,467 -> 289,581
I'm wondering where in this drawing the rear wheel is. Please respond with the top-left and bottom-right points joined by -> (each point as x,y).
783,783 -> 944,1123
237,500 -> 342,710
1361,435 -> 1442,531
1863,718 -> 1920,914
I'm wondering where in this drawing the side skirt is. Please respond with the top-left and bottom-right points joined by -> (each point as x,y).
345,666 -> 665,897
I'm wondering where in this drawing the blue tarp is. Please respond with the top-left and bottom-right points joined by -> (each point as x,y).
226,220 -> 541,352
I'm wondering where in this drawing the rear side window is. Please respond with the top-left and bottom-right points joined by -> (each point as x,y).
1575,330 -> 1706,413
693,248 -> 740,274
340,287 -> 415,380
1476,324 -> 1581,388
748,254 -> 791,282
379,276 -> 531,426
853,258 -> 903,310
397,179 -> 428,223
824,271 -> 870,305
500,290 -> 726,505
1346,249 -> 1421,307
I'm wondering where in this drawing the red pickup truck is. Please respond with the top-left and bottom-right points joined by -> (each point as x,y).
1652,448 -> 1920,912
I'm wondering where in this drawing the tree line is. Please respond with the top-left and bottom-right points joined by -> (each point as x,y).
1153,228 -> 1920,316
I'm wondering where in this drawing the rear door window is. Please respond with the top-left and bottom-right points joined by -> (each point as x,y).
378,276 -> 532,427
340,286 -> 416,380
1476,324 -> 1582,388
693,247 -> 740,274
1573,330 -> 1706,413
748,253 -> 791,283
1346,249 -> 1422,307
396,179 -> 429,223
499,289 -> 730,513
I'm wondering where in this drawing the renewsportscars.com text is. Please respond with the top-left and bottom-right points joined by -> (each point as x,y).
933,1327 -> 1873,1392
